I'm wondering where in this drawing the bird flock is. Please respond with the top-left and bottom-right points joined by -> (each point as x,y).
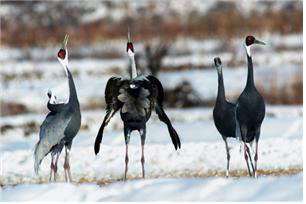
33,33 -> 265,182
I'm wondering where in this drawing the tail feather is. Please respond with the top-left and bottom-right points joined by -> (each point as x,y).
168,124 -> 181,150
94,121 -> 106,155
33,141 -> 49,175
156,106 -> 181,150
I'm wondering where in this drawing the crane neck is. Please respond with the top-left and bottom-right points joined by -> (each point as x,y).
128,52 -> 137,79
244,44 -> 255,89
65,65 -> 80,107
217,68 -> 226,102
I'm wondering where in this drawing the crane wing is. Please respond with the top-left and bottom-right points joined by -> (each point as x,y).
94,77 -> 123,155
147,75 -> 181,150
34,112 -> 72,174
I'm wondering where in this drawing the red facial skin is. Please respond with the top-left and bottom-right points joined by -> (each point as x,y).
245,36 -> 255,46
57,49 -> 66,59
126,42 -> 134,52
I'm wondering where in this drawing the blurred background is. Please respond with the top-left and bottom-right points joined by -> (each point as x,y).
0,0 -> 302,134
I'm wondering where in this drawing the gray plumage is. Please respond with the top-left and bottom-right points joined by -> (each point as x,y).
34,36 -> 81,181
94,35 -> 180,180
34,69 -> 81,175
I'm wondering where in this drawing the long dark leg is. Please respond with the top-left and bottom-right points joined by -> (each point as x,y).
124,126 -> 131,181
240,125 -> 252,177
64,147 -> 72,182
53,153 -> 60,181
222,136 -> 230,178
139,128 -> 146,179
49,154 -> 55,182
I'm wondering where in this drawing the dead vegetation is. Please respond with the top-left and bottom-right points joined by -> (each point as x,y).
0,101 -> 29,116
1,1 -> 302,47
0,167 -> 302,188
257,71 -> 303,105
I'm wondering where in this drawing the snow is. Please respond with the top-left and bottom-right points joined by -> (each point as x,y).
0,105 -> 303,201
0,1 -> 303,201
1,173 -> 302,201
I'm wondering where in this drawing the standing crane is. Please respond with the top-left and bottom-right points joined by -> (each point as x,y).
34,35 -> 81,182
236,35 -> 265,177
212,57 -> 236,177
94,32 -> 181,180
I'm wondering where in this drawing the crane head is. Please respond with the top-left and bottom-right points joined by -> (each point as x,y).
245,35 -> 265,46
214,57 -> 222,74
214,57 -> 222,67
126,29 -> 134,54
57,34 -> 69,60
57,34 -> 69,76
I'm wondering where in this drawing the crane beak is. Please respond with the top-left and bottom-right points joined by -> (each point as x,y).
127,27 -> 131,43
62,34 -> 69,49
126,28 -> 134,53
254,39 -> 265,45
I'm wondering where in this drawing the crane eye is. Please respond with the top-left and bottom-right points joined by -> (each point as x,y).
57,49 -> 66,59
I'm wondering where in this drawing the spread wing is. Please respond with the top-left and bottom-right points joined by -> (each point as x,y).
94,77 -> 123,155
147,75 -> 181,150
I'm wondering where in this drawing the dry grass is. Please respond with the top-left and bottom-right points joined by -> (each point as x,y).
1,2 -> 302,47
0,167 -> 302,188
257,71 -> 303,105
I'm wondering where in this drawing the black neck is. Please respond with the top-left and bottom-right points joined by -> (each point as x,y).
246,55 -> 255,89
217,70 -> 226,102
66,67 -> 79,107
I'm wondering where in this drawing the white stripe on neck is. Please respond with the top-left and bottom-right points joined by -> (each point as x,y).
128,50 -> 137,79
244,44 -> 251,57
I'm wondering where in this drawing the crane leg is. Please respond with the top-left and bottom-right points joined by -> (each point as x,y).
223,136 -> 230,178
124,127 -> 131,181
49,154 -> 55,182
240,125 -> 252,177
244,143 -> 252,177
139,128 -> 146,179
54,153 -> 60,181
64,147 -> 72,182
246,144 -> 255,175
254,140 -> 258,178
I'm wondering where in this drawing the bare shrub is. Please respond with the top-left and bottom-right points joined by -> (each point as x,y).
163,80 -> 210,108
0,101 -> 29,116
134,41 -> 171,76
257,72 -> 302,105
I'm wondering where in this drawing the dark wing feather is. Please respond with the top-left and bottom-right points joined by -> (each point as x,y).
47,102 -> 66,113
147,75 -> 181,150
94,77 -> 123,155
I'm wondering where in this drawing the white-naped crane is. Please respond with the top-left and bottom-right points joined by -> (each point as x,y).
236,35 -> 265,177
34,35 -> 81,182
94,32 -> 181,180
213,57 -> 236,177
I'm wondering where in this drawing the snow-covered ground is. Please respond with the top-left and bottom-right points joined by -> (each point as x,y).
1,34 -> 302,113
0,20 -> 302,201
0,105 -> 303,201
1,173 -> 302,202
